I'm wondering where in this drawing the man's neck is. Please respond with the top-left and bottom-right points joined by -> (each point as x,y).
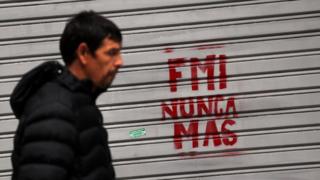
68,60 -> 87,80
67,60 -> 97,92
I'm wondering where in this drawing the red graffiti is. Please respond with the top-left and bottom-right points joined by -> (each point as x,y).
164,48 -> 174,53
161,95 -> 238,150
202,119 -> 222,147
191,55 -> 215,91
174,120 -> 199,149
196,45 -> 224,50
161,95 -> 238,120
168,58 -> 185,92
168,54 -> 227,92
174,119 -> 237,149
162,52 -> 239,151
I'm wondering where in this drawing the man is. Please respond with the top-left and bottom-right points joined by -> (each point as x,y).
10,10 -> 123,180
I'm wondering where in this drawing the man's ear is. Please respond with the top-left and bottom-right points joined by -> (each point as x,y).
76,42 -> 89,65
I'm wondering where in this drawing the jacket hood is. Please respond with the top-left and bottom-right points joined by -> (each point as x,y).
10,61 -> 108,119
10,61 -> 63,119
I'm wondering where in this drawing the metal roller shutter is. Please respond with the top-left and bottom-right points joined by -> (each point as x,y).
0,0 -> 320,179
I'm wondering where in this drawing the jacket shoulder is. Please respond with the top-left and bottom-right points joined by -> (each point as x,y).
12,82 -> 79,180
22,80 -> 75,120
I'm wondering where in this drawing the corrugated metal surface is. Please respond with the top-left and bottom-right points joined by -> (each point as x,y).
1,0 -> 320,179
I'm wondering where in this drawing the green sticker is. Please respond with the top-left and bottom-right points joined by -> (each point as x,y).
129,128 -> 146,138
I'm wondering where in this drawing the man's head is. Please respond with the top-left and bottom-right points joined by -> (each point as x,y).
59,10 -> 123,90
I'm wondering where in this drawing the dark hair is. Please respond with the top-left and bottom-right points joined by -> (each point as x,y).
59,10 -> 122,66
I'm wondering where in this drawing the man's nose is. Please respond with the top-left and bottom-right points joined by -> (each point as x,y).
114,56 -> 123,67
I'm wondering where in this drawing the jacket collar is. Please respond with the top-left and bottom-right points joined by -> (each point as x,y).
56,66 -> 105,100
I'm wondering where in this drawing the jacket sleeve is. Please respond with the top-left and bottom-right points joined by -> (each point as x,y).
14,102 -> 78,180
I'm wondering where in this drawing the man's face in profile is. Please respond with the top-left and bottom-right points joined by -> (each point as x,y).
82,38 -> 123,90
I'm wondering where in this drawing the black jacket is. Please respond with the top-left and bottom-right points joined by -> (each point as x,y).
10,61 -> 115,180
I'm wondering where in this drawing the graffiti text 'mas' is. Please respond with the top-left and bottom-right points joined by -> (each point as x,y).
161,95 -> 238,149
173,119 -> 237,149
168,54 -> 227,92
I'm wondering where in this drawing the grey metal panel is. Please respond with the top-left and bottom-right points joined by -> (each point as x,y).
0,0 -> 82,8
2,167 -> 320,180
1,91 -> 320,137
0,138 -> 11,155
1,131 -> 320,177
1,34 -> 320,77
0,156 -> 10,170
0,177 -> 10,180
1,15 -> 320,60
0,0 -> 319,41
101,78 -> 320,122
177,168 -> 320,180
1,0 -> 320,179
109,127 -> 320,160
0,107 -> 319,140
113,148 -> 320,179
98,72 -> 320,106
0,119 -> 17,134
2,50 -> 320,99
0,0 -> 255,22
106,110 -> 320,147
1,72 -> 320,116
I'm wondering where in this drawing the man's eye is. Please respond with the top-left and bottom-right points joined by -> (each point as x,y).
106,49 -> 119,56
